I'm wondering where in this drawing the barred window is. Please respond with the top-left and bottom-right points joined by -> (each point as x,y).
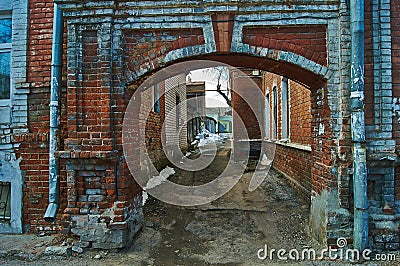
0,182 -> 11,220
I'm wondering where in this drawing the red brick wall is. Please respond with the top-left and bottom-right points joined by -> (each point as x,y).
212,13 -> 235,53
262,72 -> 312,196
231,68 -> 264,140
274,145 -> 312,198
123,29 -> 204,77
140,82 -> 166,168
15,0 -> 70,232
364,0 -> 374,128
243,26 -> 327,66
310,85 -> 333,195
28,0 -> 53,86
289,80 -> 312,145
16,132 -> 65,232
392,2 -> 400,201
263,72 -> 311,144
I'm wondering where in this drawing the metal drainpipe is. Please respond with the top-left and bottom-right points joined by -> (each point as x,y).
44,3 -> 64,223
350,0 -> 368,250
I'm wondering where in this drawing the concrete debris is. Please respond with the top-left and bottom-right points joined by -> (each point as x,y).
74,241 -> 90,249
44,246 -> 72,257
72,245 -> 84,254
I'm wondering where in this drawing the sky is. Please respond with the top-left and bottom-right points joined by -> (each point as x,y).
188,68 -> 230,108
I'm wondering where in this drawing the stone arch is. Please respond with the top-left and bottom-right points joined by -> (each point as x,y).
57,3 -> 347,249
123,48 -> 334,244
124,47 -> 330,89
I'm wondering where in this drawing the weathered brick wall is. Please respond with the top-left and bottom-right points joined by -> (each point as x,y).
231,68 -> 264,141
142,83 -> 166,169
27,0 -> 53,86
12,0 -> 392,251
274,145 -> 312,199
309,85 -> 333,196
58,21 -> 145,247
263,72 -> 312,198
16,0 -> 66,233
243,26 -> 327,67
122,29 -> 204,79
391,1 -> 400,204
364,0 -> 374,129
289,80 -> 312,145
263,72 -> 313,144
361,0 -> 400,251
16,133 -> 64,232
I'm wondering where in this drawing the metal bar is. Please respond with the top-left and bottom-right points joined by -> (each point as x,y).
0,182 -> 11,220
44,3 -> 64,222
5,182 -> 10,220
350,0 -> 368,251
0,182 -> 4,220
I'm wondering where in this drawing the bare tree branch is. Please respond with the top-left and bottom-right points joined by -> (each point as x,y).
202,66 -> 231,106
216,83 -> 231,106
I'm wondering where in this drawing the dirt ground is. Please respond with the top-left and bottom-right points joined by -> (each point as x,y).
0,141 -> 398,265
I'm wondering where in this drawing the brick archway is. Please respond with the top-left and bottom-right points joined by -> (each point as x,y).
54,1 -> 356,250
123,43 -> 331,89
124,49 -> 333,241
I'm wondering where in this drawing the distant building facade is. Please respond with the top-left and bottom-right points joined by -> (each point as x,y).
186,81 -> 206,143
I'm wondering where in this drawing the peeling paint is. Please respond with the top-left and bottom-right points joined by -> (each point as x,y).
350,90 -> 364,101
392,97 -> 400,122
318,123 -> 325,136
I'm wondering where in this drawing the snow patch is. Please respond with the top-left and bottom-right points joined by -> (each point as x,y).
260,154 -> 272,166
198,131 -> 224,147
144,166 -> 175,190
142,191 -> 148,206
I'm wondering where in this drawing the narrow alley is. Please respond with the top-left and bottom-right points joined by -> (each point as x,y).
0,140 -> 398,265
0,141 -> 318,265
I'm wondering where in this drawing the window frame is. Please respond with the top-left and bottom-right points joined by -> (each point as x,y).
265,93 -> 270,139
0,13 -> 12,106
272,86 -> 278,140
176,94 -> 181,129
281,77 -> 289,141
152,83 -> 161,113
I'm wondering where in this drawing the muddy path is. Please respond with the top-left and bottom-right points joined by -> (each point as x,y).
119,141 -> 319,265
4,141 -> 395,265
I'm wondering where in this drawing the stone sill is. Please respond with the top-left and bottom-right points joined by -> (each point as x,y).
370,214 -> 400,222
367,152 -> 398,164
266,139 -> 312,152
57,150 -> 117,159
235,139 -> 311,152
